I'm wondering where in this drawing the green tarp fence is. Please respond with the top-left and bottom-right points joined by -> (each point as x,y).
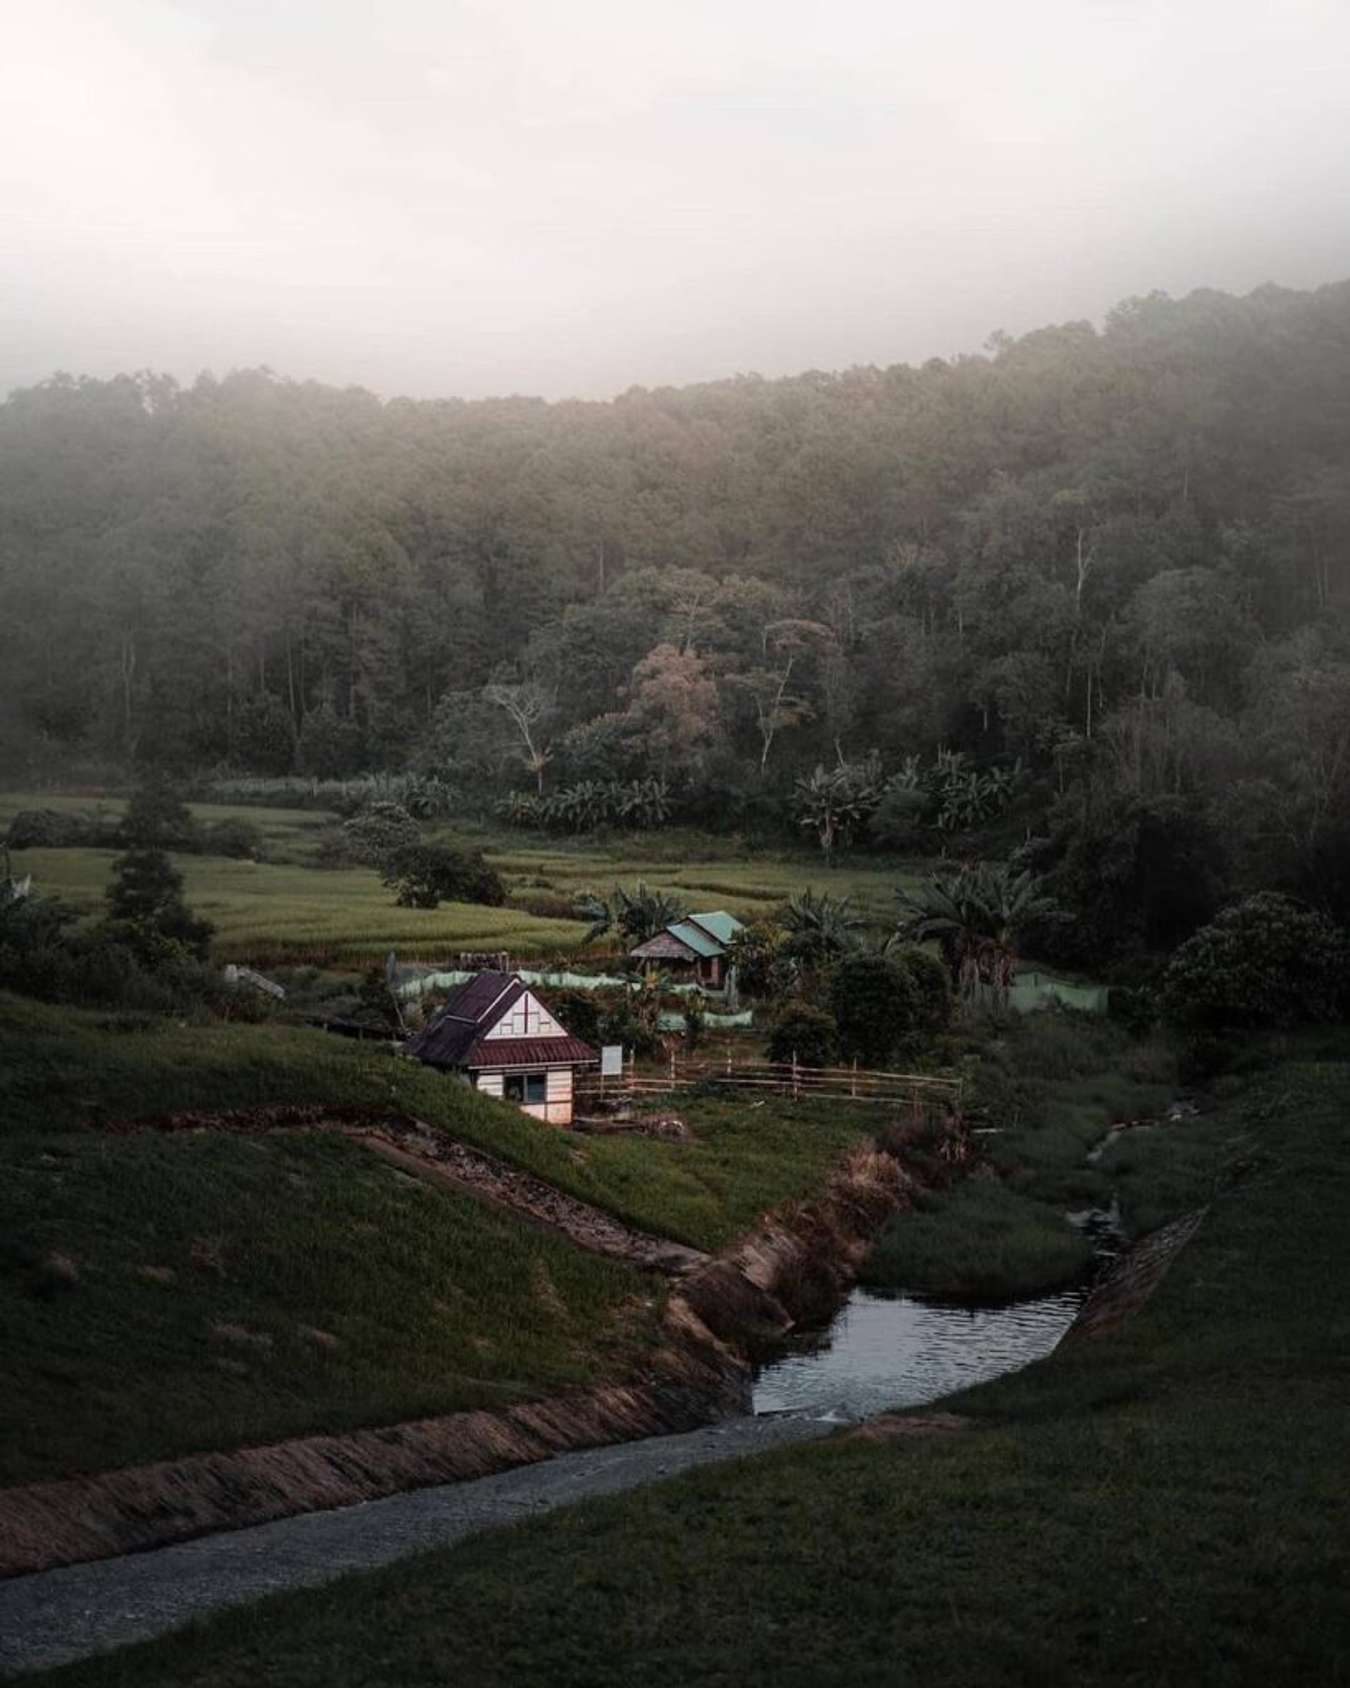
397,967 -> 718,1000
1009,971 -> 1108,1014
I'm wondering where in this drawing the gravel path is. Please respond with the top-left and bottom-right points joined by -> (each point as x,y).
0,1412 -> 841,1679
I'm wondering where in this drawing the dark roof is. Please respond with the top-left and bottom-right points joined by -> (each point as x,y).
628,930 -> 701,962
403,972 -> 523,1067
628,911 -> 744,962
464,1036 -> 597,1069
403,972 -> 596,1072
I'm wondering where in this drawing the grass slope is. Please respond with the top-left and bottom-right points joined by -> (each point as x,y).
30,1053 -> 1349,1687
0,996 -> 868,1254
0,1130 -> 656,1487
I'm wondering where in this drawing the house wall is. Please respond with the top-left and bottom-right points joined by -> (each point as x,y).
482,990 -> 567,1041
473,1065 -> 575,1126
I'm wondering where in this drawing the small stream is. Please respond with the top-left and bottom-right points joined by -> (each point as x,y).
752,1283 -> 1087,1419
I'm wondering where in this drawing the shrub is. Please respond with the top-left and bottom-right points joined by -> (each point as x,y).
381,843 -> 506,909
121,778 -> 199,851
726,920 -> 788,1000
296,705 -> 367,779
893,944 -> 952,1034
544,988 -> 603,1047
327,802 -> 421,870
683,991 -> 707,1049
233,692 -> 296,774
200,819 -> 264,860
5,809 -> 118,850
1160,892 -> 1349,1031
767,1002 -> 838,1069
105,848 -> 214,962
830,954 -> 918,1067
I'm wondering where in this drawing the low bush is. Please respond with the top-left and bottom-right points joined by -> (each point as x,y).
382,843 -> 506,909
767,1002 -> 838,1068
5,808 -> 119,850
830,953 -> 918,1067
1160,892 -> 1349,1031
200,818 -> 265,859
319,801 -> 422,870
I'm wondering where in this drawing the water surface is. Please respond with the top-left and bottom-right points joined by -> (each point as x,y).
753,1284 -> 1085,1420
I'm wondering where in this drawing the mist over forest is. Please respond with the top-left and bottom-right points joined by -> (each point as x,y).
4,276 -> 1350,960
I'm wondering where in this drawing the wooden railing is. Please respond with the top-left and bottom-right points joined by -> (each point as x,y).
575,1054 -> 962,1117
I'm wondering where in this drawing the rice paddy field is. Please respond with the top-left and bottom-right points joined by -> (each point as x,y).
2,793 -> 920,968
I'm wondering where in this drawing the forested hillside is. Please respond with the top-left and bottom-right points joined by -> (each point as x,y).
4,280 -> 1350,949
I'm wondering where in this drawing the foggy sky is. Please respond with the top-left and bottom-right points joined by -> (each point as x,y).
4,0 -> 1349,403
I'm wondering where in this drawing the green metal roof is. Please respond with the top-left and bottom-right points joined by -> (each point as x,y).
686,911 -> 744,947
665,919 -> 723,959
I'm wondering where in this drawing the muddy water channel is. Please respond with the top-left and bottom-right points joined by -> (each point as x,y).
752,1284 -> 1087,1420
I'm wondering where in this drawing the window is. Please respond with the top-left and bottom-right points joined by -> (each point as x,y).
504,1072 -> 548,1104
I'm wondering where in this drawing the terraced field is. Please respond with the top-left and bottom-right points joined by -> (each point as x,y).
4,794 -> 921,967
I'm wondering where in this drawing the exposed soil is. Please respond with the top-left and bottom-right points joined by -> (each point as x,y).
1062,1207 -> 1208,1341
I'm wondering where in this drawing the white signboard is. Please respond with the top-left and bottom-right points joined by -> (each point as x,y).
600,1044 -> 624,1077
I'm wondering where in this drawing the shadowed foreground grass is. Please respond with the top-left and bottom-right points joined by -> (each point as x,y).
0,1130 -> 657,1487
0,994 -> 868,1479
27,1054 -> 1350,1688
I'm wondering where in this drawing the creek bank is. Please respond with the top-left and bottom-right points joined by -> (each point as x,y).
0,1125 -> 938,1580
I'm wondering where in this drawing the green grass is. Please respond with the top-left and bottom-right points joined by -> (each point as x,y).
861,1015 -> 1177,1300
5,792 -> 923,967
0,994 -> 872,1483
6,848 -> 593,965
26,1053 -> 1350,1687
0,995 -> 868,1255
860,1176 -> 1096,1299
0,1128 -> 657,1486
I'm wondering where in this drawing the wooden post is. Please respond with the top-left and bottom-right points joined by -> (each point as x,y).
725,1041 -> 732,1077
851,1058 -> 858,1099
792,1050 -> 800,1102
669,1047 -> 677,1089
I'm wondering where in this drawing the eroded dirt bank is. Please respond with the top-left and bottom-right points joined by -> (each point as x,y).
1062,1207 -> 1207,1342
0,1122 -> 933,1579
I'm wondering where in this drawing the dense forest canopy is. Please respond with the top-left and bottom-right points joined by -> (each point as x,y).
4,278 -> 1350,942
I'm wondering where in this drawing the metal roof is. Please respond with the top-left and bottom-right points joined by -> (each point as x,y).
403,972 -> 524,1067
685,911 -> 744,947
664,920 -> 723,959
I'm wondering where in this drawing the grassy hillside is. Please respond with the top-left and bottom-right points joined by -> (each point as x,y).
33,1050 -> 1348,1687
0,996 -> 869,1254
0,1129 -> 656,1487
0,992 -> 872,1481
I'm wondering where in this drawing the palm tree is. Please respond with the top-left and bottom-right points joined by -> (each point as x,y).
895,862 -> 1056,1005
778,888 -> 866,972
575,882 -> 688,947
